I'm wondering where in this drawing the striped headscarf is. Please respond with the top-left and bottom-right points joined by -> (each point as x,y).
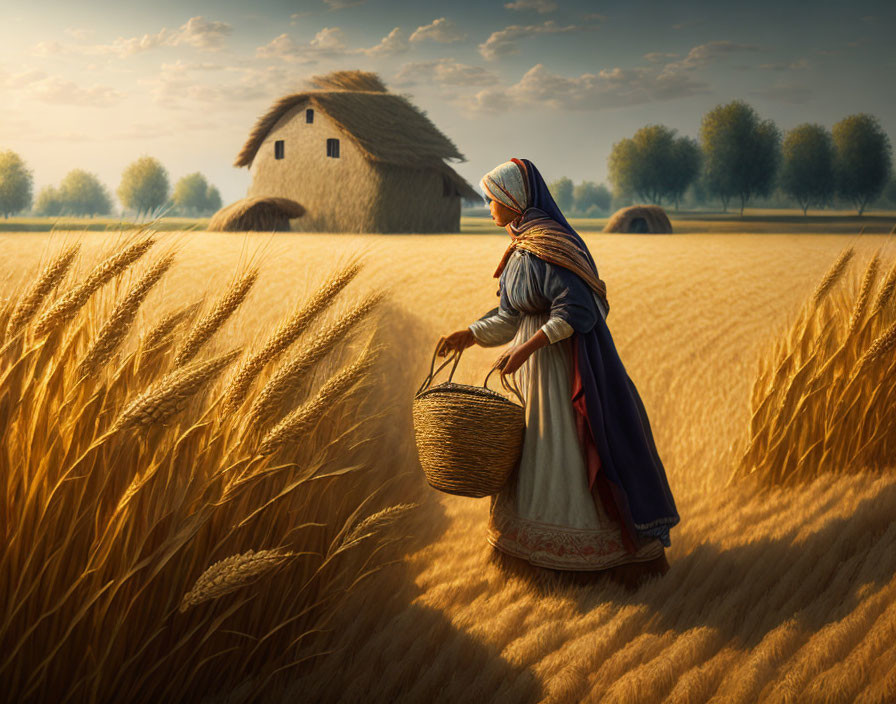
481,158 -> 609,314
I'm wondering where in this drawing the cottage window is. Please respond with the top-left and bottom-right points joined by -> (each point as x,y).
306,108 -> 314,124
274,140 -> 285,159
326,138 -> 340,158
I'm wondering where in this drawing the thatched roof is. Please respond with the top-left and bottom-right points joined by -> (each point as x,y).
235,69 -> 479,201
208,196 -> 305,232
603,205 -> 673,234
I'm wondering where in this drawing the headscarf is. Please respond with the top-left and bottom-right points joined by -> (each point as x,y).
480,158 -> 609,314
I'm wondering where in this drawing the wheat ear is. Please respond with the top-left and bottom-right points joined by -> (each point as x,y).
248,292 -> 383,427
812,246 -> 854,304
112,348 -> 241,431
173,268 -> 258,367
221,259 -> 362,414
34,236 -> 156,338
77,253 -> 175,378
179,548 -> 295,612
257,351 -> 375,456
871,262 -> 896,316
143,300 -> 203,350
847,253 -> 880,335
6,243 -> 81,338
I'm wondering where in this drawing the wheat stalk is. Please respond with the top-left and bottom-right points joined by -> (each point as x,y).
112,348 -> 241,431
221,259 -> 363,414
871,262 -> 896,316
257,351 -> 374,456
846,253 -> 880,336
33,236 -> 156,338
6,243 -> 81,338
248,292 -> 383,427
812,246 -> 854,304
343,502 -> 418,545
860,320 -> 896,364
77,254 -> 175,378
173,269 -> 258,367
143,300 -> 203,350
179,548 -> 295,612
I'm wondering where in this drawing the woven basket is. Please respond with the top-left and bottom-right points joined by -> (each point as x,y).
413,343 -> 526,498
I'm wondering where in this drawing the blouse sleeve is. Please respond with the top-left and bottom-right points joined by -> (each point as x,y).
467,274 -> 521,347
536,258 -> 598,342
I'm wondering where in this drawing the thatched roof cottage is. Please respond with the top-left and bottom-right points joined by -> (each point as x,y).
234,70 -> 480,233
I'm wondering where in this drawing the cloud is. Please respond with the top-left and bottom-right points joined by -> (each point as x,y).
359,27 -> 409,56
461,62 -> 708,112
32,16 -> 231,58
257,26 -> 409,61
144,61 -> 290,108
479,20 -> 592,60
750,83 -> 812,104
409,18 -> 466,44
1,69 -> 124,106
309,26 -> 347,52
759,58 -> 810,71
255,34 -> 319,63
658,40 -> 760,76
393,59 -> 499,87
322,0 -> 366,7
504,0 -> 557,13
643,52 -> 679,63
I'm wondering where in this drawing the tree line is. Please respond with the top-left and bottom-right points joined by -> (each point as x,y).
545,101 -> 894,217
0,153 -> 222,218
607,102 -> 893,216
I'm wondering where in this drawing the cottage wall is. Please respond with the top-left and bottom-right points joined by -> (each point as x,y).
370,165 -> 462,233
247,102 -> 379,232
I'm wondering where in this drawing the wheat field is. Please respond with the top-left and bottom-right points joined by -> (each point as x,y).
2,227 -> 895,704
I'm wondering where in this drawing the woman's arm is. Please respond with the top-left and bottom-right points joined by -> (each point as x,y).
467,278 -> 521,347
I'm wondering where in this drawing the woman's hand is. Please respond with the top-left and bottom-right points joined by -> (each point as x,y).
437,328 -> 476,357
495,329 -> 551,375
494,345 -> 530,375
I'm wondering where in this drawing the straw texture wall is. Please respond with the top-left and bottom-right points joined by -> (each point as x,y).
247,104 -> 379,233
237,70 -> 479,233
207,197 -> 305,232
603,205 -> 673,234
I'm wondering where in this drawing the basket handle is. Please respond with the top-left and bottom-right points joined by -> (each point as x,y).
484,361 -> 525,407
415,341 -> 463,397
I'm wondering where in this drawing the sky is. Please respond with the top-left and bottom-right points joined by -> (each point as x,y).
1,0 -> 894,208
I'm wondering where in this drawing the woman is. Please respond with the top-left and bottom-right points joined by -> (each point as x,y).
438,158 -> 679,583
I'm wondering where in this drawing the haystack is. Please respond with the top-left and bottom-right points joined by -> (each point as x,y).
234,69 -> 480,233
207,197 -> 305,232
603,205 -> 673,234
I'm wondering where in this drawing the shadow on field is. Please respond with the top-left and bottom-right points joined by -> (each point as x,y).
264,307 -> 546,704
269,481 -> 543,704
491,479 -> 896,651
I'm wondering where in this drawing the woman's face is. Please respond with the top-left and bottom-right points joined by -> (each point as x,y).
489,198 -> 518,227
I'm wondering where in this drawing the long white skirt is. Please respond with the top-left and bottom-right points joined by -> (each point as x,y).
486,309 -> 664,570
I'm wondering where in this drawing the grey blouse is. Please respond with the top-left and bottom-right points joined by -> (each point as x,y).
468,249 -> 608,346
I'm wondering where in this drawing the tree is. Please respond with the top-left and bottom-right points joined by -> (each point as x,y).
700,100 -> 781,216
206,186 -> 222,213
118,156 -> 170,217
0,149 -> 33,218
669,136 -> 701,210
34,186 -> 64,216
882,177 -> 896,208
573,181 -> 611,215
608,125 -> 699,207
832,114 -> 892,216
172,172 -> 222,215
548,177 -> 574,212
58,169 -> 112,216
779,124 -> 836,216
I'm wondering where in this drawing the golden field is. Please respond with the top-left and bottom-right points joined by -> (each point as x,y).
2,225 -> 896,704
